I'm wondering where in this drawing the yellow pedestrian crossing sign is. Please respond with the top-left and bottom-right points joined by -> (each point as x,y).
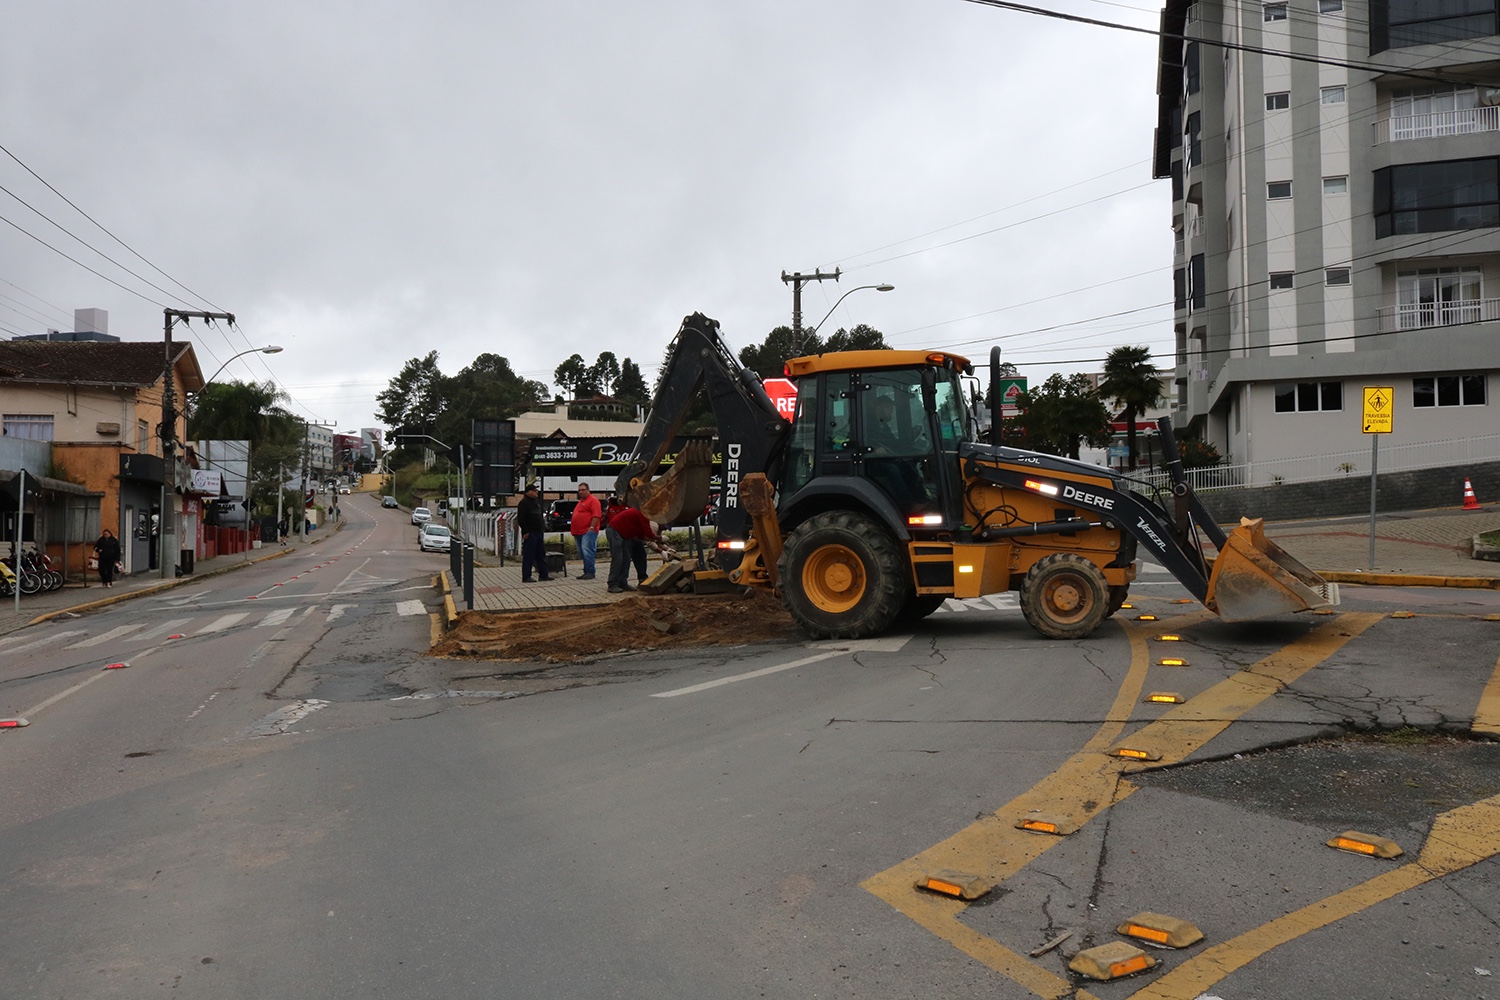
1362,386 -> 1393,434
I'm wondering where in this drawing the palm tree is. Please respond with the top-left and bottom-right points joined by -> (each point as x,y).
1097,346 -> 1167,471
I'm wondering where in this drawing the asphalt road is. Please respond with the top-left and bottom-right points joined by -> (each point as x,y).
1,501 -> 1498,999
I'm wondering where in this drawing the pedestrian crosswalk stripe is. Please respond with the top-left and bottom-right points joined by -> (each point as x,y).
328,604 -> 355,622
936,594 -> 1020,614
256,608 -> 296,628
131,618 -> 195,643
0,630 -> 85,655
396,600 -> 425,616
198,613 -> 250,633
65,624 -> 147,649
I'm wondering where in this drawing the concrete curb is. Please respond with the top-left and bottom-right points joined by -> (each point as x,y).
26,521 -> 344,625
1317,570 -> 1500,591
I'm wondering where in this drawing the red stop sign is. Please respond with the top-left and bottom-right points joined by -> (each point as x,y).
762,378 -> 799,419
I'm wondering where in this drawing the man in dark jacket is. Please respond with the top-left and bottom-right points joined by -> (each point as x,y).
516,483 -> 551,582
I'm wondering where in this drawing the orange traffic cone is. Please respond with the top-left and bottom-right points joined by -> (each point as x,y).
1462,477 -> 1481,511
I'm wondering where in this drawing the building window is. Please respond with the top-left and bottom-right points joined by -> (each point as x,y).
1268,180 -> 1293,199
1326,267 -> 1352,285
1414,375 -> 1486,407
1186,111 -> 1202,167
1319,0 -> 1344,11
1185,41 -> 1200,95
1396,266 -> 1483,328
1323,175 -> 1349,194
1174,267 -> 1187,310
1266,91 -> 1290,111
1389,85 -> 1483,141
1264,2 -> 1289,21
1372,1 -> 1499,54
1,414 -> 54,440
1374,157 -> 1500,237
1189,253 -> 1206,309
138,419 -> 150,454
1269,271 -> 1296,290
1321,86 -> 1347,105
1275,382 -> 1343,413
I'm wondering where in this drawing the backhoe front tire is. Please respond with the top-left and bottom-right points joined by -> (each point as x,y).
1019,553 -> 1109,640
778,511 -> 910,639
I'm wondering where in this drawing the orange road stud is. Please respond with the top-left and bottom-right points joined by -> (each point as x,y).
1328,830 -> 1403,858
914,870 -> 995,901
1110,746 -> 1162,762
104,662 -> 129,670
0,718 -> 30,728
1118,912 -> 1204,948
1015,812 -> 1078,836
1069,942 -> 1157,981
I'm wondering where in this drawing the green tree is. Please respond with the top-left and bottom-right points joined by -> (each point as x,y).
616,358 -> 650,407
1018,373 -> 1111,459
1097,345 -> 1167,470
587,352 -> 621,397
553,354 -> 597,398
376,352 -> 447,430
436,352 -> 548,452
823,324 -> 888,352
738,325 -> 823,379
187,380 -> 298,449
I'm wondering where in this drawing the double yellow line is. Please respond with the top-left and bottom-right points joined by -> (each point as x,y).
861,611 -> 1432,999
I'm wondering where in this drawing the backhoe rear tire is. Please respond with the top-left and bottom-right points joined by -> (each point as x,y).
1104,585 -> 1129,618
778,511 -> 910,639
895,594 -> 946,624
1019,553 -> 1109,640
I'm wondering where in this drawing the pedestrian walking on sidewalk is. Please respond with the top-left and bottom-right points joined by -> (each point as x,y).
570,483 -> 602,579
93,529 -> 122,588
278,517 -> 289,545
517,483 -> 551,582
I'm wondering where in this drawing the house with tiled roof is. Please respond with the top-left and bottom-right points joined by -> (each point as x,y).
0,337 -> 208,577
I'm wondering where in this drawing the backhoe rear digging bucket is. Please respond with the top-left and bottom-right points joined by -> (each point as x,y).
630,439 -> 714,527
1205,517 -> 1339,621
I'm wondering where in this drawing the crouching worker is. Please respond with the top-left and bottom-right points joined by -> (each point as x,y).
603,495 -> 660,594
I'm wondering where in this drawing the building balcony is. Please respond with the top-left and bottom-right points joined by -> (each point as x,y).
1373,105 -> 1500,144
1376,296 -> 1500,332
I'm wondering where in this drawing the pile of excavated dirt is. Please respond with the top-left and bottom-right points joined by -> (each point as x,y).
428,590 -> 805,662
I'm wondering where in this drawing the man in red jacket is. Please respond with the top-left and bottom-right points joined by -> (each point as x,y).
570,483 -> 602,579
603,495 -> 660,594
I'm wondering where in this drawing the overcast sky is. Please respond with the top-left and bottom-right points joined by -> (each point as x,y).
2,0 -> 1169,433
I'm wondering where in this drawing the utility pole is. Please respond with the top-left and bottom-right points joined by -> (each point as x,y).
162,309 -> 235,579
781,268 -> 839,356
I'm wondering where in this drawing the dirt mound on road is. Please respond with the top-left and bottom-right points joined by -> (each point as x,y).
429,590 -> 805,662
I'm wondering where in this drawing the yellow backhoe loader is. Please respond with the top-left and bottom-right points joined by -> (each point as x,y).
617,313 -> 1337,640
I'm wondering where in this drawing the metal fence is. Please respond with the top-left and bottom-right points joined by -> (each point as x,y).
1122,431 -> 1500,494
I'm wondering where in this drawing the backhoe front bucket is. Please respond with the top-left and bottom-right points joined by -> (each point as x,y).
629,439 -> 714,527
1205,517 -> 1340,621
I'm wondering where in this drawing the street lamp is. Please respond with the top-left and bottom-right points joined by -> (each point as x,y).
808,283 -> 895,339
200,345 -> 283,388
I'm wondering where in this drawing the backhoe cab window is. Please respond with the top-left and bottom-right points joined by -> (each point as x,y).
859,370 -> 940,510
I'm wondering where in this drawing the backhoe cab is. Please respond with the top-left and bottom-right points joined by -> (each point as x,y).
621,313 -> 1338,641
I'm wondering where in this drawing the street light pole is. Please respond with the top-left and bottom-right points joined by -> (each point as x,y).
807,283 -> 896,339
781,268 -> 840,355
162,308 -> 235,579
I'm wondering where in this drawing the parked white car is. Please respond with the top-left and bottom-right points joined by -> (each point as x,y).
418,523 -> 452,552
411,507 -> 432,526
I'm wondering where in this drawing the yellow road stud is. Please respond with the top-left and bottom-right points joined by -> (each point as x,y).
1390,611 -> 1415,619
1015,812 -> 1077,836
1110,746 -> 1162,762
1157,657 -> 1190,667
1327,830 -> 1403,858
1136,614 -> 1158,621
1117,911 -> 1204,948
1145,692 -> 1185,704
914,869 -> 995,901
1155,634 -> 1183,641
1069,941 -> 1158,981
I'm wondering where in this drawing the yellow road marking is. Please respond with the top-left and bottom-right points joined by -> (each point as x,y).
1473,654 -> 1500,736
1130,792 -> 1500,1000
861,612 -> 1382,996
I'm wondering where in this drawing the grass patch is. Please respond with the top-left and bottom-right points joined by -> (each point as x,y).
1480,529 -> 1500,548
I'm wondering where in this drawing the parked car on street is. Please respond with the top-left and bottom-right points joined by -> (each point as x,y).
382,495 -> 399,508
418,523 -> 452,552
545,499 -> 578,532
411,507 -> 432,526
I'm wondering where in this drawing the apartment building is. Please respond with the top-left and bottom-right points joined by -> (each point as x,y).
1154,0 -> 1500,480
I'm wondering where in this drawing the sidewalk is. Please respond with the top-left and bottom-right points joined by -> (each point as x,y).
0,527 -> 341,638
